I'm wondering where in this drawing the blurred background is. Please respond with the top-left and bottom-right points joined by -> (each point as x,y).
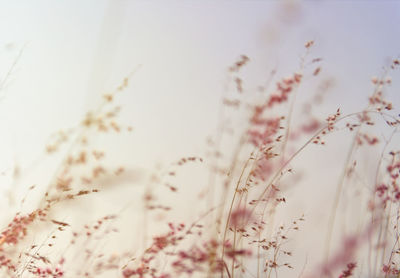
0,1 -> 399,276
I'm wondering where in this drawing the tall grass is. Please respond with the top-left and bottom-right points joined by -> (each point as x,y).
0,42 -> 400,278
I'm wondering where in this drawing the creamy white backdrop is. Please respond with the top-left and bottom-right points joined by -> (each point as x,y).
0,1 -> 399,277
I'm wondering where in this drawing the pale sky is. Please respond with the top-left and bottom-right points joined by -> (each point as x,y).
0,0 -> 399,153
0,1 -> 399,276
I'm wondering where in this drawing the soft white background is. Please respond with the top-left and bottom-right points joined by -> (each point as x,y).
0,1 -> 399,276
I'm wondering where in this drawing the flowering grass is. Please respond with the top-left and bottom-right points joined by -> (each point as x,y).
0,38 -> 400,278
